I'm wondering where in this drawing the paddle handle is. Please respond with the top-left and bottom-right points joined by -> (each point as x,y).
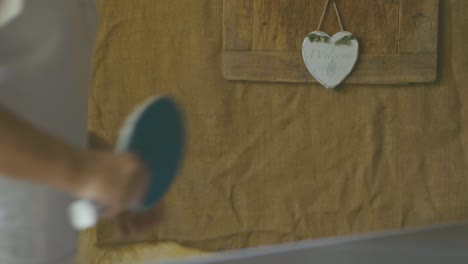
68,199 -> 100,230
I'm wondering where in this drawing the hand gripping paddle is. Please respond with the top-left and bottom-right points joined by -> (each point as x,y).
69,96 -> 185,230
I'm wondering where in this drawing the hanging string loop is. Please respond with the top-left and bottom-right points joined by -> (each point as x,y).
317,0 -> 345,32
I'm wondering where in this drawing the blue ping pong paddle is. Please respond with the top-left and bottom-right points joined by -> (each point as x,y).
69,95 -> 185,230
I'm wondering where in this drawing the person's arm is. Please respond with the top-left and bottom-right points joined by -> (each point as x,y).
0,106 -> 85,191
0,106 -> 148,216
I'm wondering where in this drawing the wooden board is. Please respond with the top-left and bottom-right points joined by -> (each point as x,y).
222,0 -> 439,84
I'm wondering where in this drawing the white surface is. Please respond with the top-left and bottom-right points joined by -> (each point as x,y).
0,0 -> 96,263
302,31 -> 359,89
161,223 -> 468,264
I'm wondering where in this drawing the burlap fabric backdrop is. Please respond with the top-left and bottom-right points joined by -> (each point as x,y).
90,0 -> 468,251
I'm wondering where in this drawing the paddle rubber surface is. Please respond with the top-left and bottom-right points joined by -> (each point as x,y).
116,96 -> 185,209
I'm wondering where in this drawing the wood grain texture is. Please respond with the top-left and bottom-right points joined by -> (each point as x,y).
308,0 -> 399,53
223,0 -> 439,84
399,0 -> 439,53
222,51 -> 437,84
223,0 -> 253,50
253,0 -> 310,52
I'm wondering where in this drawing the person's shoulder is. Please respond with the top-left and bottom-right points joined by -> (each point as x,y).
0,0 -> 24,28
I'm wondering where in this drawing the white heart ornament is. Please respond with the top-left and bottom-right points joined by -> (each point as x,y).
302,31 -> 359,89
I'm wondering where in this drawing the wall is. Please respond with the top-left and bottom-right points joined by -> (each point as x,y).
80,0 -> 468,263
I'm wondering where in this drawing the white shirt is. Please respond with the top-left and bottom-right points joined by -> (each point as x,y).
0,1 -> 95,263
